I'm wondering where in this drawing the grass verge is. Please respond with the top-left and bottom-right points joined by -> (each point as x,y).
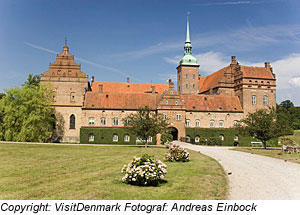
0,143 -> 227,200
232,147 -> 300,164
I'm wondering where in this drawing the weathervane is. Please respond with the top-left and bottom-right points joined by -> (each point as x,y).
64,36 -> 67,46
187,11 -> 190,20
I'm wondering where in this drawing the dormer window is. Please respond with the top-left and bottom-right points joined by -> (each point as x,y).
175,100 -> 178,105
170,90 -> 173,95
165,100 -> 168,105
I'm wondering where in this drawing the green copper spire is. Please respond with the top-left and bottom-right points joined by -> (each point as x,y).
179,13 -> 199,66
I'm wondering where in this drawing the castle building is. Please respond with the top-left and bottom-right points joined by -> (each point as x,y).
40,19 -> 276,144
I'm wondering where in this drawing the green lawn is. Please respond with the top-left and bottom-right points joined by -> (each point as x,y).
0,143 -> 227,200
232,147 -> 300,164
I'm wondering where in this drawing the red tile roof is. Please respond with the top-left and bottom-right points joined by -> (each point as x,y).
198,66 -> 230,93
240,66 -> 275,79
91,82 -> 169,94
182,94 -> 242,112
84,91 -> 162,109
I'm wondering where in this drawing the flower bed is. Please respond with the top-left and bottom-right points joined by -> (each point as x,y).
121,154 -> 167,186
165,143 -> 189,162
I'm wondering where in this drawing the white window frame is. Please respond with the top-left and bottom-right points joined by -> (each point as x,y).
263,95 -> 268,105
233,121 -> 238,127
175,100 -> 178,105
195,136 -> 200,143
219,134 -> 225,141
219,120 -> 224,128
234,135 -> 239,141
165,100 -> 168,105
147,136 -> 153,143
113,134 -> 118,142
162,114 -> 167,120
185,120 -> 190,127
113,117 -> 118,126
176,114 -> 181,121
252,95 -> 256,105
124,134 -> 130,142
88,134 -> 94,142
100,117 -> 106,126
88,117 -> 95,125
210,120 -> 215,128
195,120 -> 200,127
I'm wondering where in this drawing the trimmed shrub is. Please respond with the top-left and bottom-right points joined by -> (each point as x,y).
186,128 -> 278,147
165,143 -> 189,162
80,127 -> 156,145
121,154 -> 167,186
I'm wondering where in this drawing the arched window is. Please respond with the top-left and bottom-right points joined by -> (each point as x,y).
195,120 -> 200,127
88,133 -> 94,142
100,117 -> 106,126
113,117 -> 118,126
234,135 -> 239,141
88,117 -> 95,125
210,120 -> 215,128
70,114 -> 75,129
219,120 -> 224,128
219,134 -> 225,141
113,134 -> 118,142
233,121 -> 238,127
186,135 -> 191,143
263,95 -> 268,105
195,136 -> 200,143
185,120 -> 190,127
124,134 -> 130,142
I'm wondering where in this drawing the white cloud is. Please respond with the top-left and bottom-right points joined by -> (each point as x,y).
196,1 -> 264,6
289,77 -> 300,87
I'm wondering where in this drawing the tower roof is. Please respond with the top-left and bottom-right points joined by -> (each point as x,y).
179,15 -> 199,66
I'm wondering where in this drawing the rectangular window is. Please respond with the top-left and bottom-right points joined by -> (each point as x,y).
176,114 -> 181,121
263,95 -> 268,105
101,117 -> 106,126
185,120 -> 190,127
195,120 -> 200,127
252,95 -> 256,105
185,74 -> 188,78
193,74 -> 195,79
88,117 -> 95,125
113,117 -> 118,126
162,114 -> 167,120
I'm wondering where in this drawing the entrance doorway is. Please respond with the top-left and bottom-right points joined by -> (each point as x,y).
169,127 -> 178,141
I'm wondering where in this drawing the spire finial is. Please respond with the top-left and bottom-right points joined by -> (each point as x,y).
64,37 -> 67,46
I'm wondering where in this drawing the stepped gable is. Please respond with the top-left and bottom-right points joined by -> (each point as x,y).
91,81 -> 168,94
41,45 -> 86,78
182,94 -> 242,112
84,91 -> 162,110
240,65 -> 275,79
198,66 -> 230,93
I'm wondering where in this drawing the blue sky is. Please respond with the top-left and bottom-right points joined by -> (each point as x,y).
1,0 -> 300,105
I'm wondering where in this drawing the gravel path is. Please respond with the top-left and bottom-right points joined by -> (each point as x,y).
175,141 -> 300,200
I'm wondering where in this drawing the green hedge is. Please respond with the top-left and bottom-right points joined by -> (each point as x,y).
80,127 -> 156,145
185,128 -> 278,147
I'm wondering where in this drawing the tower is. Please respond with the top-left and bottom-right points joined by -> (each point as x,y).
177,16 -> 200,94
40,43 -> 88,142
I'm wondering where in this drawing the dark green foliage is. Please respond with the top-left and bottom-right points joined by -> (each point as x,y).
122,106 -> 169,147
186,128 -> 255,146
23,74 -> 41,87
80,127 -> 156,145
236,108 -> 284,149
277,100 -> 300,130
0,93 -> 5,100
161,133 -> 173,144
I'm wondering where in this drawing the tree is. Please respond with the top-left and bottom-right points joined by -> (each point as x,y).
123,106 -> 170,147
0,93 -> 5,100
23,74 -> 41,87
0,84 -> 55,142
279,100 -> 294,110
236,108 -> 291,149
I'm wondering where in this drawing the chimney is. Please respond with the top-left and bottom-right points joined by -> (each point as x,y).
231,56 -> 237,64
99,84 -> 103,94
127,77 -> 130,83
168,79 -> 174,89
151,85 -> 156,94
265,62 -> 270,69
91,76 -> 94,83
